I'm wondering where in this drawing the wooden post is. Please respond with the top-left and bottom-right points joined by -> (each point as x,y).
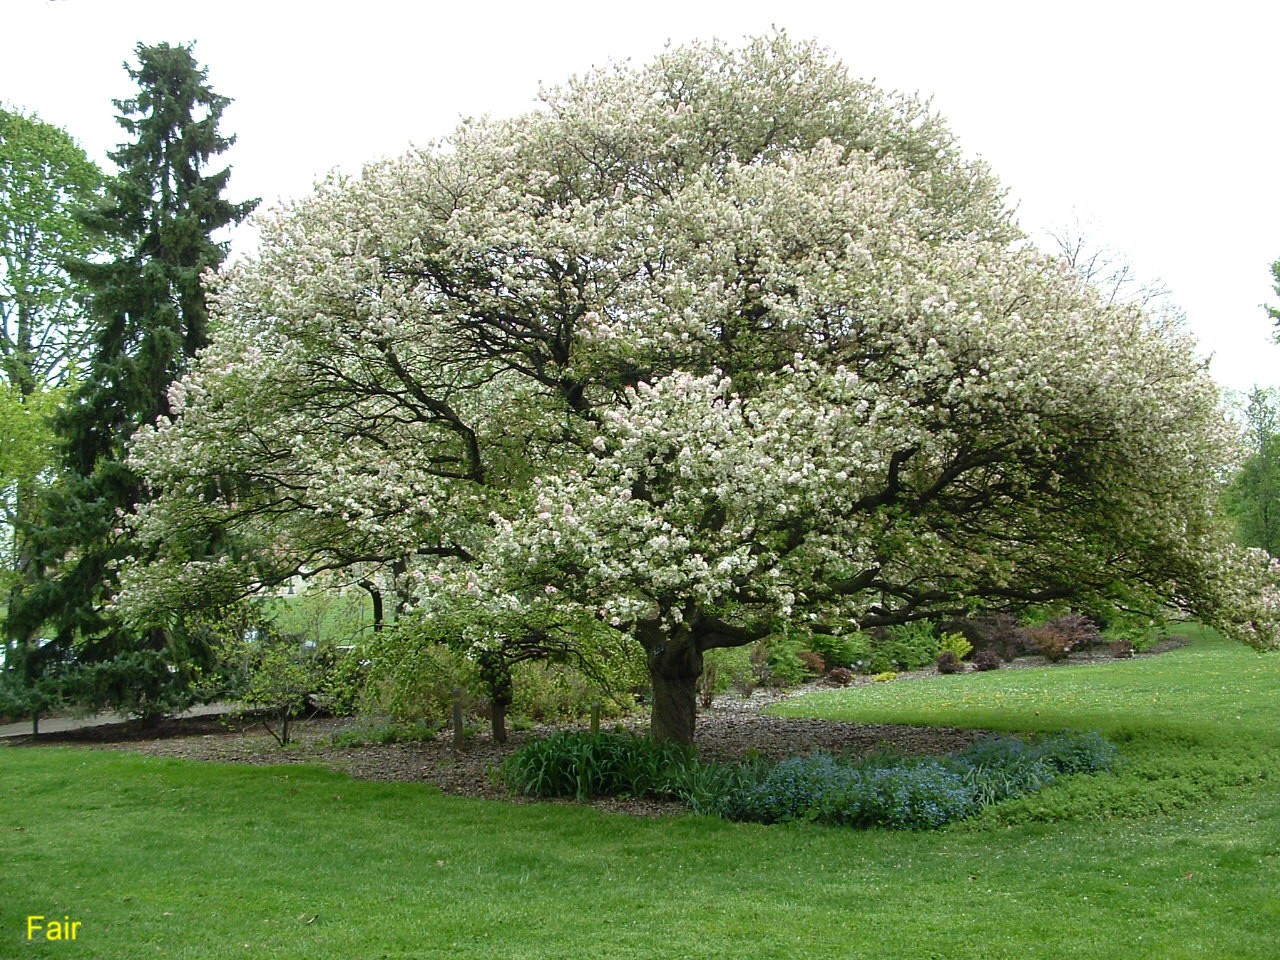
452,688 -> 465,750
590,700 -> 601,734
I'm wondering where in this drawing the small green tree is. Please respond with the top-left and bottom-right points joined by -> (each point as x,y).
231,628 -> 319,748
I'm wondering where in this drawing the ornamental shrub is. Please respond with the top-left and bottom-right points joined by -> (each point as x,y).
758,635 -> 810,687
938,631 -> 973,660
1031,612 -> 1103,662
973,613 -> 1031,661
797,650 -> 826,676
867,621 -> 940,672
936,651 -> 965,674
971,649 -> 1002,671
806,631 -> 870,670
701,644 -> 756,696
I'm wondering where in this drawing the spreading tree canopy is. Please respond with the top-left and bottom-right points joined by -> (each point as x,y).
6,42 -> 256,720
119,35 -> 1280,742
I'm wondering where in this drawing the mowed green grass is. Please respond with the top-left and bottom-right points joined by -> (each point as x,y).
4,626 -> 1280,959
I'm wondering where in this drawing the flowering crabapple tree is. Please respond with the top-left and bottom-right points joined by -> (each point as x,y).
118,34 -> 1280,744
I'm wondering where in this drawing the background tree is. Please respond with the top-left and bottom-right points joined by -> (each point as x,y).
1267,257 -> 1280,330
1223,388 -> 1280,556
5,42 -> 256,721
1,108 -> 112,728
118,34 -> 1280,744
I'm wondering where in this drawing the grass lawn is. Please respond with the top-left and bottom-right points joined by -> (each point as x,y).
4,626 -> 1280,958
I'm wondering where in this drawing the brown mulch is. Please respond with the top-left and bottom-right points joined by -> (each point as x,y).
4,688 -> 982,817
6,643 -> 1181,817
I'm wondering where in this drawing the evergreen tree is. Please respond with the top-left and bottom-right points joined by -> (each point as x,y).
5,42 -> 256,721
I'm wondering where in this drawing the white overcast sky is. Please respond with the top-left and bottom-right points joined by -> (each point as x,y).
4,0 -> 1278,396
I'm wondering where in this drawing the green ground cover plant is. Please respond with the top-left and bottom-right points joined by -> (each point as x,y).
500,729 -> 1117,829
771,624 -> 1280,824
4,625 -> 1280,959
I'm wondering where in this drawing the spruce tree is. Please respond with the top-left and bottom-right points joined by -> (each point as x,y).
6,42 -> 256,720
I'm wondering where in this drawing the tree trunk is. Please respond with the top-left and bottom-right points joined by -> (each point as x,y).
641,622 -> 702,745
491,700 -> 507,744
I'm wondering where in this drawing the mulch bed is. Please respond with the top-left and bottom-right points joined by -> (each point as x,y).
5,642 -> 1183,817
5,690 -> 983,817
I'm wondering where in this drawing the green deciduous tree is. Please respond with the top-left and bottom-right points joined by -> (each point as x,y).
0,107 -> 108,392
1225,388 -> 1280,556
118,34 -> 1280,743
5,42 -> 256,721
1,108 -> 113,727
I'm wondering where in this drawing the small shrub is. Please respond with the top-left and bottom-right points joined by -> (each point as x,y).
1032,613 -> 1102,662
701,645 -> 756,696
938,632 -> 973,661
758,636 -> 809,688
936,651 -> 964,674
314,646 -> 367,717
331,719 -> 441,747
871,671 -> 897,683
971,649 -> 1002,672
797,650 -> 826,676
973,613 -> 1030,662
1030,625 -> 1074,662
867,621 -> 940,672
1099,610 -> 1164,652
806,632 -> 870,670
361,631 -> 481,725
823,667 -> 855,686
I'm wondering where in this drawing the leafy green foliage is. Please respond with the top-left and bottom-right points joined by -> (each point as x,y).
501,731 -> 693,801
805,631 -> 868,670
699,644 -> 756,696
6,42 -> 256,718
938,631 -> 973,660
360,630 -> 479,725
1224,387 -> 1280,556
329,718 -> 441,747
866,621 -> 941,673
758,634 -> 811,687
722,732 -> 1115,830
510,660 -> 628,724
0,107 -> 110,390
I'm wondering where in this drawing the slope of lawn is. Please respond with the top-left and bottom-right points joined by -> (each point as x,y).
4,625 -> 1280,959
771,624 -> 1280,825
